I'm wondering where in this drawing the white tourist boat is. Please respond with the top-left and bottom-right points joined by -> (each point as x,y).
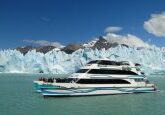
34,59 -> 157,96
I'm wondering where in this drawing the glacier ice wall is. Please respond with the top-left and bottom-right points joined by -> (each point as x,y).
0,45 -> 165,74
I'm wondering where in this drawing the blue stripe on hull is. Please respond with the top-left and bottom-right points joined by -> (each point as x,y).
42,87 -> 156,96
34,83 -> 60,92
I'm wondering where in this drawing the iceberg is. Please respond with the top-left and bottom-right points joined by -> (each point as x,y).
0,45 -> 165,75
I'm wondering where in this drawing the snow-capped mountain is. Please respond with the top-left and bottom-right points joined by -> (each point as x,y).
16,36 -> 149,55
83,38 -> 98,48
16,37 -> 122,55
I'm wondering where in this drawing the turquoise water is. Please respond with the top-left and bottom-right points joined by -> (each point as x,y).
0,73 -> 165,115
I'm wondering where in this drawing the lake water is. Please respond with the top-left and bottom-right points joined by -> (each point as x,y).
0,73 -> 165,115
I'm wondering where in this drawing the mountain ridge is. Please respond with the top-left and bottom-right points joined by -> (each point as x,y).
16,36 -> 129,55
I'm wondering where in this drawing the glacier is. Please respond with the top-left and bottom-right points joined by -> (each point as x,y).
0,45 -> 165,75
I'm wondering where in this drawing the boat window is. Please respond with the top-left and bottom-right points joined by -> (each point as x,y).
87,60 -> 99,64
76,69 -> 89,73
88,60 -> 131,66
55,78 -> 76,83
134,78 -> 144,82
77,79 -> 131,84
98,60 -> 120,66
118,61 -> 130,66
88,69 -> 138,75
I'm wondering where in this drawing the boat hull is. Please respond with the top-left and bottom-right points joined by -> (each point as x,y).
41,87 -> 156,97
33,81 -> 60,92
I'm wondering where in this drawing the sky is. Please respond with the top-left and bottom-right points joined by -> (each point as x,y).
0,0 -> 165,49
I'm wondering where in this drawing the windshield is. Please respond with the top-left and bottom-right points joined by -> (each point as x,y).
76,69 -> 89,73
87,60 -> 99,64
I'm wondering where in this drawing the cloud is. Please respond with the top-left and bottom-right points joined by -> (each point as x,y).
23,39 -> 64,48
104,33 -> 150,48
104,26 -> 122,33
144,12 -> 165,37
